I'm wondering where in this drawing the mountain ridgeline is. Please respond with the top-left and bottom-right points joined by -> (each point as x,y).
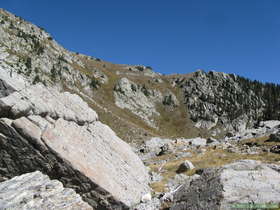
1,8 -> 280,210
0,8 -> 279,142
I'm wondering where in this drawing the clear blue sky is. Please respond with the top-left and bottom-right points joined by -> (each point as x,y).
2,0 -> 280,83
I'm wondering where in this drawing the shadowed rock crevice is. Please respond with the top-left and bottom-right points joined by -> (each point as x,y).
0,79 -> 15,98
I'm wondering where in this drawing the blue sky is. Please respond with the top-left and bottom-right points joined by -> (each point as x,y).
2,0 -> 280,83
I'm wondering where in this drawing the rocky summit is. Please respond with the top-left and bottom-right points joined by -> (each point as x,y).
0,8 -> 280,210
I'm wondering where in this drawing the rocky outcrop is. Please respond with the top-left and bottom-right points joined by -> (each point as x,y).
0,171 -> 92,210
114,77 -> 162,128
181,70 -> 265,132
125,65 -> 159,77
171,160 -> 280,210
162,91 -> 179,107
0,68 -> 150,209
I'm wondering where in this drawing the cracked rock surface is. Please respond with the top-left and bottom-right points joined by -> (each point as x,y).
0,171 -> 93,210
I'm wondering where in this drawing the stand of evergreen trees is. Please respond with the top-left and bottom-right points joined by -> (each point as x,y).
235,75 -> 280,121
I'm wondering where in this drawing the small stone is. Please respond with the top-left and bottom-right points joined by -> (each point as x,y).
271,145 -> 280,154
141,193 -> 152,203
176,160 -> 195,173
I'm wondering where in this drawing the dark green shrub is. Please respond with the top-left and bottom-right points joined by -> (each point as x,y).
39,26 -> 46,32
63,66 -> 69,72
25,57 -> 32,69
33,41 -> 44,55
34,67 -> 40,74
163,95 -> 173,106
136,66 -> 144,71
58,55 -> 68,63
50,66 -> 57,80
141,85 -> 150,97
32,75 -> 41,84
90,78 -> 100,89
9,22 -> 15,29
131,84 -> 137,92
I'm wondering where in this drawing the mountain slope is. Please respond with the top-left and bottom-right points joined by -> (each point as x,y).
1,8 -> 280,144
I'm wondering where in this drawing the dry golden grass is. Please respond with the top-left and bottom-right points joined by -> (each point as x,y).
149,144 -> 280,192
239,135 -> 280,147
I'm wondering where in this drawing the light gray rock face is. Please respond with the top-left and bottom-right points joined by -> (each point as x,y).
41,118 -> 150,206
131,198 -> 161,210
0,67 -> 150,209
114,77 -> 162,128
260,120 -> 280,129
171,160 -> 280,210
0,171 -> 92,210
181,70 -> 265,132
0,83 -> 98,124
184,137 -> 207,147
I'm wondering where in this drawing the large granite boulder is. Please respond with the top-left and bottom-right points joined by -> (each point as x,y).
0,69 -> 150,209
171,160 -> 280,210
0,171 -> 92,210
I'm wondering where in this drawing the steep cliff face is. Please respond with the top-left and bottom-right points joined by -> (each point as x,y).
180,70 -> 265,132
